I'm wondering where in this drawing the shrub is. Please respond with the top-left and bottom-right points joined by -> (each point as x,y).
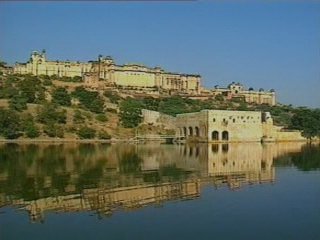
77,127 -> 96,139
8,94 -> 28,112
52,87 -> 71,106
98,131 -> 111,140
21,113 -> 40,138
95,114 -> 108,122
119,98 -> 142,128
43,123 -> 64,138
37,104 -> 67,124
0,108 -> 21,139
72,87 -> 104,113
73,110 -> 85,124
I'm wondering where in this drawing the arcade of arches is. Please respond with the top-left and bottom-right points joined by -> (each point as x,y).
179,126 -> 230,141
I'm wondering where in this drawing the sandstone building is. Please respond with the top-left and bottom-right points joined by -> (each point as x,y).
175,110 -> 305,142
14,51 -> 201,94
212,82 -> 276,105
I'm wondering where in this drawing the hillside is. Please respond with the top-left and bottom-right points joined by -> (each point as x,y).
0,73 -> 319,140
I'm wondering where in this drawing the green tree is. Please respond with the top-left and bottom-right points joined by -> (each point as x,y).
72,87 -> 104,113
8,94 -> 28,112
43,123 -> 64,138
21,113 -> 40,138
0,108 -> 21,139
119,98 -> 142,128
290,108 -> 320,139
77,126 -> 96,139
37,103 -> 67,124
52,87 -> 71,106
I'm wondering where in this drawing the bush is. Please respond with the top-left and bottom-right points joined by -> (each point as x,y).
72,87 -> 104,113
119,98 -> 142,128
37,104 -> 67,124
104,91 -> 121,103
95,114 -> 108,122
8,94 -> 28,112
52,87 -> 71,106
98,131 -> 111,140
214,94 -> 224,102
43,79 -> 52,86
43,123 -> 64,138
73,110 -> 85,124
77,126 -> 96,139
0,108 -> 21,139
21,113 -> 40,138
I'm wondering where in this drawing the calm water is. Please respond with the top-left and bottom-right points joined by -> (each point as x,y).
0,142 -> 319,240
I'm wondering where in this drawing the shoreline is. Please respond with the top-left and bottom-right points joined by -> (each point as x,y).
0,138 -> 317,144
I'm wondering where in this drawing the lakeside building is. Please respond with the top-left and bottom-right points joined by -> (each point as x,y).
175,109 -> 304,142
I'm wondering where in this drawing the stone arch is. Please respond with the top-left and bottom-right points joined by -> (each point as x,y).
189,127 -> 193,136
195,126 -> 200,137
212,131 -> 219,141
183,127 -> 187,136
222,131 -> 229,141
200,125 -> 207,137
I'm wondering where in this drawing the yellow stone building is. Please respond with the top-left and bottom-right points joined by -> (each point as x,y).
212,82 -> 276,106
175,109 -> 305,142
14,51 -> 201,94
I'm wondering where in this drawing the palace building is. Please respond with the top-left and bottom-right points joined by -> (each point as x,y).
212,82 -> 276,106
14,50 -> 201,94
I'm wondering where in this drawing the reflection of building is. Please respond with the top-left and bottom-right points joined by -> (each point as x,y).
14,51 -> 201,94
0,142 -> 306,223
213,82 -> 276,106
176,110 -> 305,142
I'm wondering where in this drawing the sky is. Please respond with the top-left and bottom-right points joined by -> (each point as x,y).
0,1 -> 319,108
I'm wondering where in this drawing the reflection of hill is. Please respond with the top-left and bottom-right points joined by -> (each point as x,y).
0,142 -> 308,223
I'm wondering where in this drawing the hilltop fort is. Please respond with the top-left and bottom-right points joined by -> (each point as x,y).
11,50 -> 275,105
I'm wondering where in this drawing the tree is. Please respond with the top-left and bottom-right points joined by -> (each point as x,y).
72,87 -> 104,113
43,123 -> 64,138
52,87 -> 71,106
290,109 -> 320,139
8,94 -> 28,112
0,108 -> 21,139
37,103 -> 67,124
21,113 -> 40,138
77,126 -> 96,139
119,98 -> 142,128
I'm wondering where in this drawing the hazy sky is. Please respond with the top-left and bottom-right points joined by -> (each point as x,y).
0,1 -> 319,108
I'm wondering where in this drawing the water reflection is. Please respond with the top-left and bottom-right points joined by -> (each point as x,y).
0,142 -> 318,223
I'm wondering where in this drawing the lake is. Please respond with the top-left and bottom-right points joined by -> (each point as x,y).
0,142 -> 319,240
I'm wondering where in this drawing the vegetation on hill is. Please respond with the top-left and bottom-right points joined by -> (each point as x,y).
0,74 -> 319,140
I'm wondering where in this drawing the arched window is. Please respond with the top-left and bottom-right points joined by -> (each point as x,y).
183,127 -> 187,136
222,131 -> 229,141
212,131 -> 219,141
189,127 -> 193,136
195,127 -> 200,136
213,118 -> 216,122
